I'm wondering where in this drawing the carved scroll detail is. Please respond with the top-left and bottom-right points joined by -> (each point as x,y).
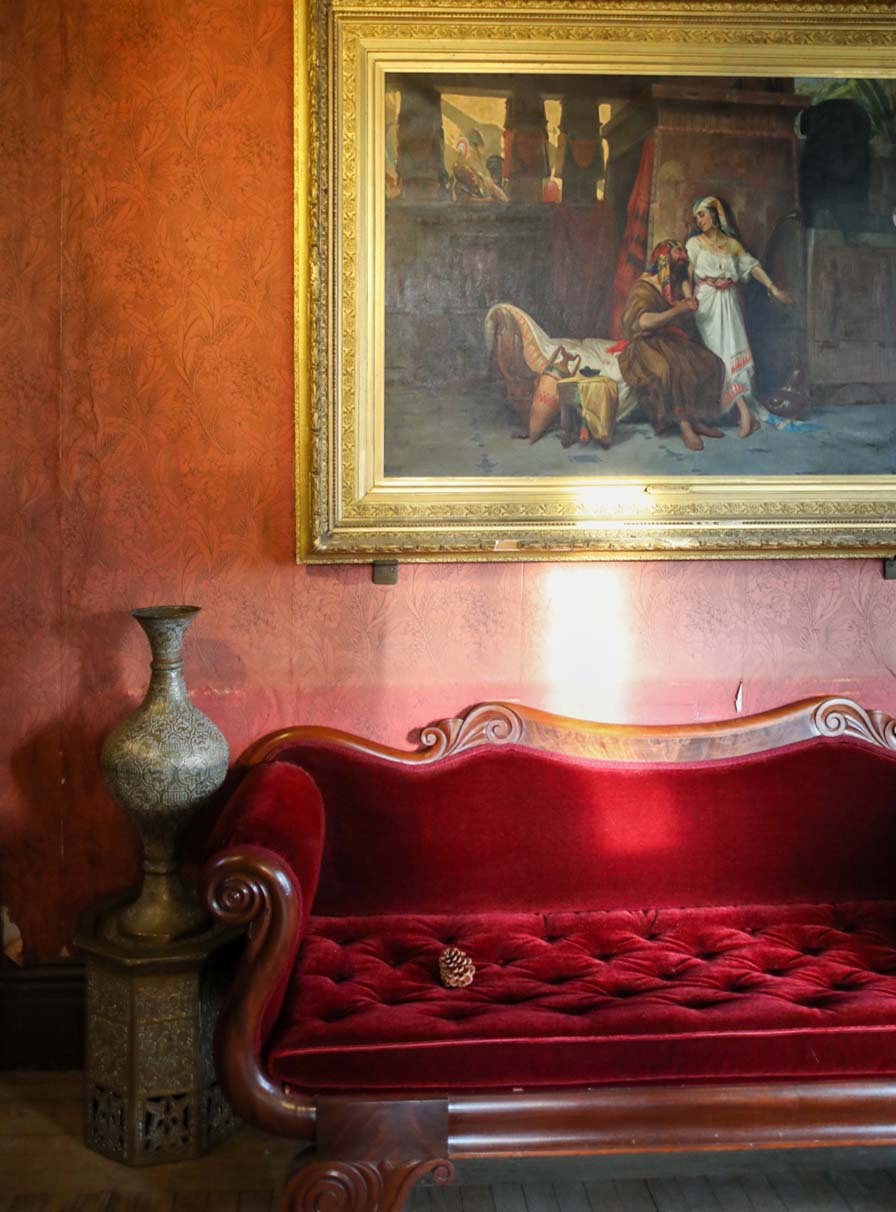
813,698 -> 896,752
201,851 -> 314,1138
281,1158 -> 454,1212
206,869 -> 269,927
419,704 -> 525,759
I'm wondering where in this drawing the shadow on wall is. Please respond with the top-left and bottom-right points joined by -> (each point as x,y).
6,611 -> 141,962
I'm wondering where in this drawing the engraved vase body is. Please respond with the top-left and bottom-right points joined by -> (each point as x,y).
101,606 -> 229,942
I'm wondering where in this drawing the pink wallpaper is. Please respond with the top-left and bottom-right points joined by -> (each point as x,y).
3,0 -> 896,961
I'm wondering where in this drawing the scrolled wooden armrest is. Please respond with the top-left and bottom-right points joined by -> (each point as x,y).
202,846 -> 316,1139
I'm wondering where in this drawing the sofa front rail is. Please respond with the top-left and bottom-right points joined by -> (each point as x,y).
448,1082 -> 896,1156
273,1082 -> 896,1212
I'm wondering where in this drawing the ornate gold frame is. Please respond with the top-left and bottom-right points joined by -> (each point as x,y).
296,0 -> 896,562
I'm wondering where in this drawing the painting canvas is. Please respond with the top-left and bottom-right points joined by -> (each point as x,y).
383,73 -> 896,480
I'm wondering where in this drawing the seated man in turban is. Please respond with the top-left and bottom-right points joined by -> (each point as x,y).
616,239 -> 726,452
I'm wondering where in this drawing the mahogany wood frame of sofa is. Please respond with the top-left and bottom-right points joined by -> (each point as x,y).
202,696 -> 896,1212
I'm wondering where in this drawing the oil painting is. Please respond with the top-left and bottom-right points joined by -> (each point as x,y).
383,74 -> 896,479
297,0 -> 896,560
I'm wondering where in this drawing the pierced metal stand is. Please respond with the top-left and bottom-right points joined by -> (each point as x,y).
77,896 -> 240,1166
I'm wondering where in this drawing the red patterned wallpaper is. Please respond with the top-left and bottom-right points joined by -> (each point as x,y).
3,1 -> 896,961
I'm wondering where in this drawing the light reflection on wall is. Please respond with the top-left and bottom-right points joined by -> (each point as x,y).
534,481 -> 663,721
540,560 -> 634,723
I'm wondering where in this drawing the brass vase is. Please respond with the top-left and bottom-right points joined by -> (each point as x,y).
101,606 -> 229,943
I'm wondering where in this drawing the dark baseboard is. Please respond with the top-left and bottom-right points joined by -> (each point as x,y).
0,959 -> 85,1070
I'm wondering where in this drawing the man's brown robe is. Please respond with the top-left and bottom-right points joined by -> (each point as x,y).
617,280 -> 725,433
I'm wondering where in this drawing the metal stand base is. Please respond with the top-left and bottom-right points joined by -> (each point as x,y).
76,897 -> 240,1166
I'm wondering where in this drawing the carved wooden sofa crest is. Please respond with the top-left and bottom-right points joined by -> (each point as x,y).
202,697 -> 896,1210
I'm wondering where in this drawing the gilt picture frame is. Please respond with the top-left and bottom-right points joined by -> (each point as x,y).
296,0 -> 896,561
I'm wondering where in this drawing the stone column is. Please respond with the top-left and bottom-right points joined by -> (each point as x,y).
504,89 -> 550,203
397,83 -> 446,201
558,96 -> 604,207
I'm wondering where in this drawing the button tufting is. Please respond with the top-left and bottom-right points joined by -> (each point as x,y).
290,904 -> 896,1085
833,976 -> 864,991
802,993 -> 836,1007
439,1007 -> 476,1021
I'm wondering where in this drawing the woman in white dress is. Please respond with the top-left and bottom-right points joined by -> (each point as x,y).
685,196 -> 793,438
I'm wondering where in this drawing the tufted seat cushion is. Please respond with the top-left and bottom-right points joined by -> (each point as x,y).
269,901 -> 896,1092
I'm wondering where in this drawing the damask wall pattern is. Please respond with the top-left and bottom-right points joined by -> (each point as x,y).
3,0 -> 896,961
1,1 -> 67,955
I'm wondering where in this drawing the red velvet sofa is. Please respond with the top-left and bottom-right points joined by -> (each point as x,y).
202,696 -> 896,1211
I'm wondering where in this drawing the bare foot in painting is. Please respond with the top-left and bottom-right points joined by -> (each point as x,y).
740,416 -> 761,438
679,419 -> 704,451
736,402 -> 761,438
694,420 -> 724,438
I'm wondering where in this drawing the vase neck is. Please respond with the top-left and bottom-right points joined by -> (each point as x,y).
134,608 -> 198,706
146,661 -> 190,705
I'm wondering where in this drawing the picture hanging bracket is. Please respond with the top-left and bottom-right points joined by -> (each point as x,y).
372,560 -> 398,585
882,559 -> 896,580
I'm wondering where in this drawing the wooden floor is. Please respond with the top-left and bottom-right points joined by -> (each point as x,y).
7,1073 -> 896,1210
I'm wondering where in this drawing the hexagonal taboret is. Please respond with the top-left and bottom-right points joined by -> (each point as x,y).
77,898 -> 239,1166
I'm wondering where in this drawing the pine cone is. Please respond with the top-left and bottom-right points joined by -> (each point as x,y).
439,946 -> 475,989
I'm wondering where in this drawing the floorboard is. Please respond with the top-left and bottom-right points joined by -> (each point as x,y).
704,1177 -> 751,1212
606,1181 -> 658,1212
430,1184 -> 464,1212
671,1178 -> 722,1212
522,1184 -> 562,1212
645,1178 -> 689,1212
460,1186 -> 496,1212
553,1183 -> 593,1212
584,1182 -> 626,1212
828,1170 -> 891,1212
407,1186 -> 433,1212
491,1185 -> 527,1212
728,1174 -> 787,1211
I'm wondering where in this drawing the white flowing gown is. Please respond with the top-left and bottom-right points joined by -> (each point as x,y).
686,236 -> 759,412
